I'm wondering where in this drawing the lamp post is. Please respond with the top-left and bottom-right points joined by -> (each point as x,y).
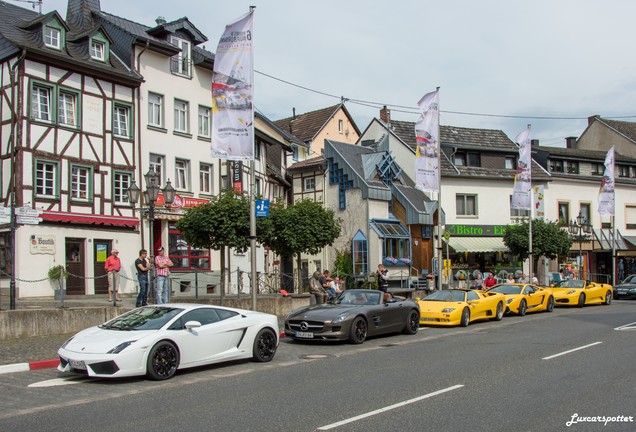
127,169 -> 176,301
568,211 -> 592,280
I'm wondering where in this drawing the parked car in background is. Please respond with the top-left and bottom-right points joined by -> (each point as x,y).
58,304 -> 279,380
487,283 -> 555,315
613,275 -> 636,299
550,280 -> 613,307
415,289 -> 505,327
284,289 -> 420,344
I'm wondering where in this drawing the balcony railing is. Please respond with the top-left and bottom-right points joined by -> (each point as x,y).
170,56 -> 192,78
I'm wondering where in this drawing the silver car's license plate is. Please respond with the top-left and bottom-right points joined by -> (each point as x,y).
69,360 -> 87,370
294,331 -> 314,338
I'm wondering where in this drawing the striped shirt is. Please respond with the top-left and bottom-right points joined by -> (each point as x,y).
155,255 -> 172,277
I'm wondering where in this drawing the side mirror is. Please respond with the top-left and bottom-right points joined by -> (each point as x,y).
185,320 -> 201,330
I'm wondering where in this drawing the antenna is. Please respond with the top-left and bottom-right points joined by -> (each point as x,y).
7,0 -> 43,14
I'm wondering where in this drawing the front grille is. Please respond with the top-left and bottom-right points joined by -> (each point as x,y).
288,320 -> 325,332
89,361 -> 119,375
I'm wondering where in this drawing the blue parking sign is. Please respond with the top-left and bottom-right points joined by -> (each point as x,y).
255,200 -> 270,217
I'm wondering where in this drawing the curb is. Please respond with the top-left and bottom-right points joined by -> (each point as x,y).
0,359 -> 58,375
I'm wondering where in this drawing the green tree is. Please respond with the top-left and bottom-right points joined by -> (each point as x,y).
261,199 -> 341,292
503,220 -> 572,272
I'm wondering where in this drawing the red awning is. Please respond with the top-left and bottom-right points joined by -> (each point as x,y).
40,211 -> 139,228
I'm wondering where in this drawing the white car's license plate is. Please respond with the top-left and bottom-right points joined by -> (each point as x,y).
294,331 -> 314,338
69,360 -> 87,370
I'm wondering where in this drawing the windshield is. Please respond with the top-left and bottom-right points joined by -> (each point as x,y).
622,275 -> 636,284
423,290 -> 466,302
100,306 -> 184,331
334,290 -> 381,305
489,284 -> 522,295
555,280 -> 585,289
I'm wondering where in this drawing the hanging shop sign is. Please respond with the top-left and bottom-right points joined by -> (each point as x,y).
29,234 -> 56,255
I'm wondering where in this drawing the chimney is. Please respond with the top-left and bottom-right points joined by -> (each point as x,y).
155,16 -> 166,25
531,139 -> 539,147
565,137 -> 577,149
380,105 -> 391,126
588,115 -> 600,126
66,0 -> 101,32
292,107 -> 296,119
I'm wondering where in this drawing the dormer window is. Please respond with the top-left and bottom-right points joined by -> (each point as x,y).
44,26 -> 61,49
170,36 -> 192,78
90,40 -> 105,61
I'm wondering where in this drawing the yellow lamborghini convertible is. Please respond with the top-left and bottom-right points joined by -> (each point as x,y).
416,289 -> 505,327
487,283 -> 555,315
550,279 -> 613,307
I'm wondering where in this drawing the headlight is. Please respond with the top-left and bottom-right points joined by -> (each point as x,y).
566,290 -> 577,295
107,341 -> 136,354
331,315 -> 347,325
441,308 -> 455,313
506,298 -> 515,304
60,337 -> 74,349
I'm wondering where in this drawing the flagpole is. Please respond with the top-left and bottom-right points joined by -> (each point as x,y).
436,87 -> 443,291
528,124 -> 533,281
611,216 -> 616,285
248,6 -> 257,310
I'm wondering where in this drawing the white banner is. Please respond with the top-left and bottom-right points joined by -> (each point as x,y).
211,11 -> 254,161
533,185 -> 544,220
414,90 -> 440,193
598,146 -> 615,216
511,127 -> 532,210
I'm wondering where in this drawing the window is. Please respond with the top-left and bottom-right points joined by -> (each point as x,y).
198,106 -> 210,137
70,165 -> 92,201
174,99 -> 189,133
113,104 -> 131,138
90,40 -> 105,61
352,230 -> 368,276
31,85 -> 52,121
44,26 -> 61,49
35,160 -> 58,198
550,160 -> 564,173
579,203 -> 591,226
591,163 -> 604,175
200,163 -> 212,194
567,161 -> 579,174
467,152 -> 481,167
626,205 -> 636,230
149,154 -> 164,185
148,93 -> 163,127
113,172 -> 132,205
456,194 -> 477,216
618,165 -> 631,178
175,159 -> 189,190
304,177 -> 315,192
292,145 -> 299,161
168,224 -> 210,270
505,157 -> 515,169
371,220 -> 411,263
454,152 -> 466,166
558,201 -> 570,226
170,37 -> 192,77
58,91 -> 77,126
338,119 -> 344,134
510,196 -> 530,218
255,178 -> 261,196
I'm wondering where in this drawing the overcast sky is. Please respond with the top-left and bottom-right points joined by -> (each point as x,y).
35,0 -> 636,148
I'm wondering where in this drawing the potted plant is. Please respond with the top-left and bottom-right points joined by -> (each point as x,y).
48,265 -> 68,302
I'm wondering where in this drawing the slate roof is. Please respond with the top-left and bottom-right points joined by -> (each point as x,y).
274,103 -> 361,144
0,1 -> 141,84
592,116 -> 636,144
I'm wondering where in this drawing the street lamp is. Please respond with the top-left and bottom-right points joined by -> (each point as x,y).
127,169 -> 176,301
568,211 -> 592,280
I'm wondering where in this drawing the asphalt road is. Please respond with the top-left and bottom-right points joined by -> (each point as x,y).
0,301 -> 634,432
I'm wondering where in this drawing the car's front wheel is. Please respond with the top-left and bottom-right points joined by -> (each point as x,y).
603,291 -> 612,305
146,341 -> 179,381
402,310 -> 419,335
460,307 -> 470,327
518,299 -> 527,316
252,328 -> 277,362
348,317 -> 367,344
492,302 -> 504,321
546,296 -> 555,312
577,293 -> 586,308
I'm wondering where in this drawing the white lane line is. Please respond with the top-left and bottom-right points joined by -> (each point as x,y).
542,342 -> 602,360
317,384 -> 464,430
614,321 -> 636,331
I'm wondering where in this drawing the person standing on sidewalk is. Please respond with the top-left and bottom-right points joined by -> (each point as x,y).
135,249 -> 151,307
104,249 -> 121,301
154,246 -> 173,304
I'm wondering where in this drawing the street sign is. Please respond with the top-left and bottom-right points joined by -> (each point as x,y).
255,199 -> 270,217
0,215 -> 10,224
0,206 -> 11,216
17,216 -> 43,225
17,207 -> 42,217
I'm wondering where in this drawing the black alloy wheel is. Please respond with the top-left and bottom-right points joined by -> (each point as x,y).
253,328 -> 277,362
518,299 -> 527,316
402,310 -> 420,334
349,317 -> 368,344
147,341 -> 179,380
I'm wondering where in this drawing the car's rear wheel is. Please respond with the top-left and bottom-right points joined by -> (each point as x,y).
348,316 -> 367,344
518,299 -> 527,316
402,310 -> 419,335
603,291 -> 612,305
252,328 -> 277,362
146,341 -> 179,381
577,293 -> 586,308
491,302 -> 504,321
460,308 -> 470,327
546,296 -> 555,312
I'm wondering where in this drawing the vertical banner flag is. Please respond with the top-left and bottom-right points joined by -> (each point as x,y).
511,127 -> 532,210
598,146 -> 615,216
414,89 -> 440,193
211,11 -> 254,161
533,185 -> 545,220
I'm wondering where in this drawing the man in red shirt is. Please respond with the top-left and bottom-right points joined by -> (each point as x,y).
483,272 -> 497,290
104,249 -> 122,301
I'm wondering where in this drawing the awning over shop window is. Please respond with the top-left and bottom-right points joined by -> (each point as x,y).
446,237 -> 508,253
593,228 -> 630,250
41,211 -> 139,227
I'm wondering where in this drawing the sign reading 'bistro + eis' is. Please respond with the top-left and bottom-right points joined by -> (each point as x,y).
446,225 -> 507,237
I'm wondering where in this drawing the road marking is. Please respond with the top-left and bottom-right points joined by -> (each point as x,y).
28,378 -> 85,388
614,321 -> 636,331
542,342 -> 602,360
317,384 -> 464,430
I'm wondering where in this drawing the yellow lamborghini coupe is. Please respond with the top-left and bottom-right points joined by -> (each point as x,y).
487,283 -> 555,315
550,279 -> 613,307
416,289 -> 505,327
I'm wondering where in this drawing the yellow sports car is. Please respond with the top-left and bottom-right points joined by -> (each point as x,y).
487,283 -> 555,315
416,289 -> 505,327
550,279 -> 613,307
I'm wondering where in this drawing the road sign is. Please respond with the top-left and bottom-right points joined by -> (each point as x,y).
0,206 -> 11,216
17,216 -> 43,225
255,199 -> 270,217
0,215 -> 10,224
17,207 -> 42,217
